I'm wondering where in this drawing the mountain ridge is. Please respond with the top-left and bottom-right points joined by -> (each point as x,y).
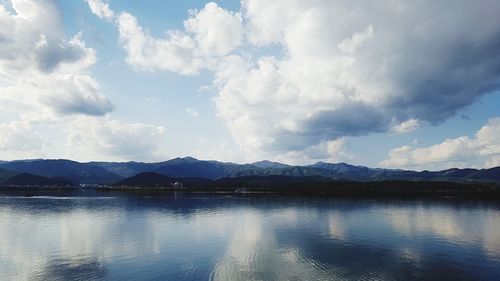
0,169 -> 75,186
0,157 -> 499,184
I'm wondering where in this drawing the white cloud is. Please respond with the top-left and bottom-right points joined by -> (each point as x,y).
39,74 -> 114,116
1,72 -> 113,117
390,119 -> 420,134
184,2 -> 243,56
115,2 -> 243,75
85,0 -> 114,21
185,107 -> 199,117
0,120 -> 44,152
273,138 -> 353,165
0,114 -> 169,161
117,12 -> 202,75
476,119 -> 500,156
66,117 -> 168,161
0,0 -> 173,162
0,0 -> 113,117
381,118 -> 500,169
242,0 -> 301,46
92,0 -> 500,163
337,25 -> 374,54
380,138 -> 477,169
214,0 -> 500,157
0,1 -> 87,74
0,115 -> 53,160
191,139 -> 239,163
485,156 -> 500,169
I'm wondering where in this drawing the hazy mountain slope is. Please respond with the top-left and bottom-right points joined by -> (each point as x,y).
214,175 -> 333,186
114,172 -> 213,187
0,160 -> 122,184
114,172 -> 175,187
251,160 -> 292,169
0,168 -> 18,181
1,173 -> 75,186
465,167 -> 500,182
93,157 -> 239,179
145,157 -> 285,180
151,157 -> 229,179
90,161 -> 154,178
307,162 -> 391,180
2,158 -> 499,184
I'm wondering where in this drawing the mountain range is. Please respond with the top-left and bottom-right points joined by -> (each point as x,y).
0,157 -> 499,186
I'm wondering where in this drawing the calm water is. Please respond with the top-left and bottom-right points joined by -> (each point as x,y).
1,192 -> 499,281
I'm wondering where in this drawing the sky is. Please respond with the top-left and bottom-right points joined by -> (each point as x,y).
0,0 -> 500,170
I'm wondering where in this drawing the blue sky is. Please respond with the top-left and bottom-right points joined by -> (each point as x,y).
0,0 -> 499,170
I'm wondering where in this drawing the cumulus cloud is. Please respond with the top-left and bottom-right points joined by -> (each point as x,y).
381,118 -> 500,169
0,117 -> 51,160
85,0 -> 114,21
114,2 -> 243,74
117,12 -> 202,75
91,0 -> 500,162
0,120 -> 44,152
0,0 -> 162,161
40,75 -> 114,116
191,139 -> 238,163
485,156 -> 500,169
66,117 -> 168,161
273,138 -> 353,165
0,0 -> 74,74
337,25 -> 374,55
390,119 -> 420,134
215,0 -> 500,156
0,114 -> 168,161
0,0 -> 113,117
1,73 -> 114,117
184,3 -> 243,56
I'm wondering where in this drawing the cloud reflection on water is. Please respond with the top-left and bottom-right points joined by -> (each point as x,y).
0,195 -> 499,280
387,204 -> 500,257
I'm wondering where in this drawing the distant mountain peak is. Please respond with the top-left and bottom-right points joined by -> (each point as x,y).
170,156 -> 200,163
181,156 -> 199,161
1,157 -> 499,185
114,172 -> 173,187
314,161 -> 356,167
251,160 -> 291,169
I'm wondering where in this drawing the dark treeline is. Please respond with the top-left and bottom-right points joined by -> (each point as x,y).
101,175 -> 500,199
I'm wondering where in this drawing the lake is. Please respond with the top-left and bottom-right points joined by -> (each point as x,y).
1,192 -> 499,280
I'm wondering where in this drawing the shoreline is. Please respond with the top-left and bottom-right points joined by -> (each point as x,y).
1,180 -> 499,200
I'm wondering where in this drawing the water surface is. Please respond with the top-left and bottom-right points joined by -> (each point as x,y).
1,192 -> 499,280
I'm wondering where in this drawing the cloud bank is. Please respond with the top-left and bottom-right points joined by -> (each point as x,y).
381,118 -> 500,169
90,0 -> 500,163
67,117 -> 167,161
0,0 -> 113,116
116,2 -> 243,75
0,0 -> 167,161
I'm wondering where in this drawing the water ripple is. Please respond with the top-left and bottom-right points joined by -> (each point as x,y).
0,193 -> 499,280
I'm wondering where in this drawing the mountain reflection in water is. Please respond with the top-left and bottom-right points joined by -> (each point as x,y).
0,192 -> 499,281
